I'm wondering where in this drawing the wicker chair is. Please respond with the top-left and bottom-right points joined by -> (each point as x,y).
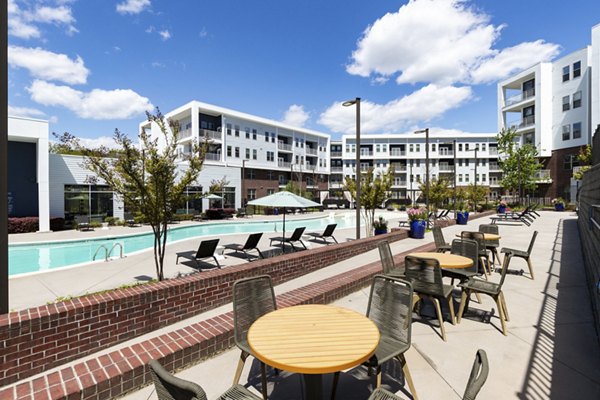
232,275 -> 277,399
460,231 -> 491,276
367,349 -> 489,400
404,256 -> 455,341
478,224 -> 501,267
149,359 -> 261,400
442,239 -> 483,283
432,225 -> 451,253
377,241 -> 404,278
500,231 -> 538,280
457,254 -> 512,335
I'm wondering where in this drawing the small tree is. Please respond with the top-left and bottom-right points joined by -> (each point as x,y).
465,184 -> 488,211
209,176 -> 230,207
573,144 -> 592,180
344,167 -> 393,237
418,178 -> 451,211
497,127 -> 542,203
69,109 -> 207,280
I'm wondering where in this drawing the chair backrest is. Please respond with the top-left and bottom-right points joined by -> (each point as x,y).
75,215 -> 89,224
290,227 -> 306,240
462,349 -> 489,400
461,231 -> 486,256
243,232 -> 263,250
149,359 -> 208,400
322,223 -> 337,237
478,224 -> 499,246
195,239 -> 220,258
526,231 -> 538,255
450,239 -> 479,274
232,275 -> 277,351
432,226 -> 447,250
366,275 -> 413,349
378,241 -> 404,276
496,252 -> 513,289
404,256 -> 445,297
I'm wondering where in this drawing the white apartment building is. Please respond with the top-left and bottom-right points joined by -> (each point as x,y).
498,24 -> 600,200
330,132 -> 501,207
141,101 -> 331,208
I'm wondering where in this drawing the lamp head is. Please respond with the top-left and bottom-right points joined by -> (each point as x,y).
342,98 -> 360,107
414,128 -> 428,134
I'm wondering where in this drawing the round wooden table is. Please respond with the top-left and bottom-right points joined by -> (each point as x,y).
248,304 -> 380,400
455,233 -> 501,241
406,252 -> 473,269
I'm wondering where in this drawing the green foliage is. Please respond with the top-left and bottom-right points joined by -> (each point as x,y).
574,145 -> 592,180
66,108 -> 207,280
496,128 -> 542,201
344,167 -> 393,237
418,178 -> 451,211
373,216 -> 388,230
284,180 -> 308,197
465,184 -> 488,211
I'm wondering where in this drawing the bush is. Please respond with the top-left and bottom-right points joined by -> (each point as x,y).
172,213 -> 194,221
104,217 -> 119,226
8,217 -> 39,233
89,221 -> 102,228
50,217 -> 65,231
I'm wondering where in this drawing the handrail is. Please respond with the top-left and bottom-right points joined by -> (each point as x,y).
108,243 -> 125,259
590,205 -> 600,231
93,245 -> 109,262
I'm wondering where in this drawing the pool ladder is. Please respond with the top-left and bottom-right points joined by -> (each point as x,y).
93,243 -> 125,262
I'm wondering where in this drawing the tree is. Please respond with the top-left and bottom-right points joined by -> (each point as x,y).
418,178 -> 451,211
284,180 -> 308,197
496,128 -> 542,202
68,109 -> 207,280
465,184 -> 488,211
573,144 -> 592,180
344,167 -> 393,237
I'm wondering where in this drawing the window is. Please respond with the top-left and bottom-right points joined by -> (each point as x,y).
482,175 -> 486,182
573,122 -> 582,139
432,143 -> 436,152
271,133 -> 275,143
465,174 -> 470,182
482,143 -> 486,152
465,159 -> 469,167
267,189 -> 275,195
573,91 -> 582,108
235,147 -> 240,158
295,155 -> 299,164
267,151 -> 274,162
252,129 -> 257,140
416,144 -> 421,152
247,189 -> 256,201
252,149 -> 257,160
562,95 -> 570,111
382,144 -> 387,152
265,132 -> 269,142
245,148 -> 250,159
562,125 -> 571,141
458,143 -> 463,152
226,123 -> 232,135
245,128 -> 250,139
564,154 -> 578,170
409,144 -> 414,152
465,143 -> 469,151
458,159 -> 463,167
562,65 -> 570,82
416,160 -> 420,167
375,144 -> 380,152
573,61 -> 581,78
227,146 -> 232,157
458,174 -> 463,183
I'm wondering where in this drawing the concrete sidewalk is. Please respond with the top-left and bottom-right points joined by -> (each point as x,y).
118,211 -> 600,400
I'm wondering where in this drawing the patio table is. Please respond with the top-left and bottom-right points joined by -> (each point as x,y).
248,304 -> 379,400
406,252 -> 474,269
455,233 -> 501,241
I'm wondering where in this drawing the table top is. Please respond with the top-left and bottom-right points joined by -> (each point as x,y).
455,233 -> 501,240
406,252 -> 474,269
248,304 -> 380,374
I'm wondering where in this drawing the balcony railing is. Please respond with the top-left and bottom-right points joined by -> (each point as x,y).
204,152 -> 221,161
178,128 -> 193,140
489,163 -> 500,170
533,169 -> 552,182
330,166 -> 343,173
505,88 -> 535,107
278,179 -> 289,185
278,160 -> 291,168
199,129 -> 221,141
508,115 -> 535,130
392,181 -> 407,187
330,151 -> 342,157
390,149 -> 406,157
306,148 -> 318,156
391,164 -> 407,172
438,148 -> 454,156
489,147 -> 499,155
360,150 -> 373,156
278,142 -> 292,151
438,165 -> 453,172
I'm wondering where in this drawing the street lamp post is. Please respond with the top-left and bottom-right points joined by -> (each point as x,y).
343,98 -> 361,240
242,159 -> 246,207
453,140 -> 457,216
414,128 -> 430,225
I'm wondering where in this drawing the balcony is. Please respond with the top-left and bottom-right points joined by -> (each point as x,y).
278,142 -> 293,152
278,160 -> 291,168
489,147 -> 499,156
360,149 -> 373,157
199,129 -> 221,141
438,148 -> 453,156
177,128 -> 193,140
391,164 -> 407,172
330,166 -> 343,173
438,164 -> 453,172
533,169 -> 552,183
392,180 -> 407,187
508,115 -> 535,131
278,179 -> 289,186
306,148 -> 318,156
204,152 -> 221,161
390,149 -> 406,157
330,151 -> 342,158
489,163 -> 501,171
504,88 -> 535,107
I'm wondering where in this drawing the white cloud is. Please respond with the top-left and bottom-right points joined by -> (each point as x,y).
28,80 -> 154,120
8,46 -> 90,85
78,136 -> 124,150
8,105 -> 46,118
8,0 -> 40,39
8,1 -> 78,38
282,104 -> 310,127
199,27 -> 208,38
116,0 -> 151,15
151,61 -> 165,68
318,84 -> 472,134
159,30 -> 171,41
33,6 -> 75,25
346,0 -> 560,86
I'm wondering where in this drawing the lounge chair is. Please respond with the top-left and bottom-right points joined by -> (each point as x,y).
175,238 -> 221,269
123,212 -> 138,227
149,359 -> 261,400
490,207 -> 533,226
74,215 -> 91,231
224,232 -> 264,259
306,223 -> 338,244
269,227 -> 307,251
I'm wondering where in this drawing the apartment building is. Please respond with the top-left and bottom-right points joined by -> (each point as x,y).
498,24 -> 600,200
141,101 -> 330,210
330,133 -> 501,206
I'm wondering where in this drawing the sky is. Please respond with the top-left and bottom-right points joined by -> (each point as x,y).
7,0 -> 600,147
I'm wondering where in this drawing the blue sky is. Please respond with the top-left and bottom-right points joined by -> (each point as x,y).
7,0 -> 600,146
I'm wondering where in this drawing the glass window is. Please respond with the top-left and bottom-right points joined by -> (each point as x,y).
432,143 -> 436,152
252,129 -> 257,140
409,144 -> 414,152
245,148 -> 250,159
247,189 -> 256,201
458,143 -> 463,152
376,144 -> 380,152
573,91 -> 582,108
482,143 -> 486,151
227,146 -> 232,157
245,128 -> 250,139
271,133 -> 275,143
416,144 -> 421,152
234,125 -> 240,137
253,149 -> 257,160
562,95 -> 570,111
226,123 -> 232,135
573,61 -> 581,78
235,147 -> 240,158
562,125 -> 570,141
562,65 -> 570,82
265,132 -> 269,142
573,122 -> 582,139
382,144 -> 387,152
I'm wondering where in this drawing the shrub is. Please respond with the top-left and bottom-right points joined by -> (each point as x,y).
8,217 -> 39,233
50,217 -> 65,231
89,221 -> 102,228
104,217 -> 119,226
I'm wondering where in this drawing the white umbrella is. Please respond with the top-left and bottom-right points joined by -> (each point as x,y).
204,193 -> 223,208
247,191 -> 320,241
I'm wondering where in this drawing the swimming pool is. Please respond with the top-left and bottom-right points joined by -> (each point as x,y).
9,214 -> 360,276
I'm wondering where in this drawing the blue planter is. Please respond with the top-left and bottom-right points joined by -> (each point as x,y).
409,219 -> 426,239
456,211 -> 469,225
497,205 -> 506,214
374,228 -> 388,235
554,203 -> 564,211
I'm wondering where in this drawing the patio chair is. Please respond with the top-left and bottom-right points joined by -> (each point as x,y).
478,224 -> 502,267
367,349 -> 488,400
232,275 -> 277,400
500,231 -> 538,280
74,215 -> 91,231
306,223 -> 338,245
457,254 -> 512,335
175,239 -> 220,269
461,231 -> 492,276
405,255 -> 456,341
123,212 -> 138,227
442,239 -> 483,284
223,232 -> 264,259
377,241 -> 404,278
432,225 -> 451,253
269,227 -> 307,251
236,208 -> 247,218
149,359 -> 261,400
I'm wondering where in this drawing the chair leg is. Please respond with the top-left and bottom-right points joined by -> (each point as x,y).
457,290 -> 468,323
233,351 -> 249,384
474,292 -> 482,304
260,362 -> 268,400
213,256 -> 221,268
331,371 -> 340,400
493,248 -> 502,267
376,368 -> 382,388
398,354 -> 418,400
494,295 -> 508,336
432,297 -> 446,341
332,236 -> 338,244
500,291 -> 509,322
447,294 -> 456,325
256,249 -> 265,259
526,257 -> 535,280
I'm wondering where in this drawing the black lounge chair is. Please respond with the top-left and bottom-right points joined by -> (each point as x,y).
149,359 -> 261,400
224,232 -> 264,259
306,223 -> 338,244
269,227 -> 307,251
490,207 -> 533,226
176,238 -> 221,269
74,215 -> 91,231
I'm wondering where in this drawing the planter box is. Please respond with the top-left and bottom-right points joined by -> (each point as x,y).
409,219 -> 426,238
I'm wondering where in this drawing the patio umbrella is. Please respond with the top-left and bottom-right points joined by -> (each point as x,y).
204,193 -> 223,208
247,190 -> 320,241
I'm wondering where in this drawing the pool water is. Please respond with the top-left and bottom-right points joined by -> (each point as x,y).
9,214 -> 358,276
